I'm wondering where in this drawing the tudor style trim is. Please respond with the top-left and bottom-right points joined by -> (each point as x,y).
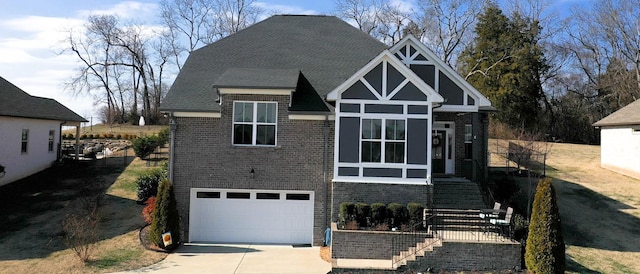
389,35 -> 492,110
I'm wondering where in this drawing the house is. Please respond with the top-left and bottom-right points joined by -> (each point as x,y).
593,99 -> 640,180
0,76 -> 87,186
161,15 -> 508,269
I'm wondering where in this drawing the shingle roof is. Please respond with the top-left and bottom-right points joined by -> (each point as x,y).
0,76 -> 87,122
215,68 -> 300,89
593,99 -> 640,127
160,15 -> 387,112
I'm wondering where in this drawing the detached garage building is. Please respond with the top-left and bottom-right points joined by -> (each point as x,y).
594,99 -> 640,180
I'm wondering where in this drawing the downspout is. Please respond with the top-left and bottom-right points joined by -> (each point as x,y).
323,114 -> 329,236
58,121 -> 66,162
169,113 -> 176,182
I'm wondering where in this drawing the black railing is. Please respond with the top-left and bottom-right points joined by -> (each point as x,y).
428,208 -> 514,242
391,215 -> 438,267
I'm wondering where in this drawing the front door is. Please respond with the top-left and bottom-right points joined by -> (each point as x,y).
432,123 -> 455,174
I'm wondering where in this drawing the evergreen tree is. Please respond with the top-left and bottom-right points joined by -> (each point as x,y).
459,5 -> 549,131
150,179 -> 181,250
525,177 -> 565,273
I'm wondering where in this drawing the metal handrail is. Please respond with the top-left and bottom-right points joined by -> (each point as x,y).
391,214 -> 439,267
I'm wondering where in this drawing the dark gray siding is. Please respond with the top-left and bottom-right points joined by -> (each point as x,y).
342,80 -> 377,100
364,63 -> 383,96
362,168 -> 403,178
386,64 -> 405,92
410,64 -> 435,88
338,117 -> 360,163
340,103 -> 360,113
391,82 -> 428,101
439,71 -> 464,105
407,118 -> 428,165
364,104 -> 403,114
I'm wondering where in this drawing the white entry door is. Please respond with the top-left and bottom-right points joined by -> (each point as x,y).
189,188 -> 314,244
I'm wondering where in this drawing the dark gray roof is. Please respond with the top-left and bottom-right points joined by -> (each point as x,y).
215,68 -> 300,89
161,15 -> 387,112
594,99 -> 640,127
0,76 -> 87,122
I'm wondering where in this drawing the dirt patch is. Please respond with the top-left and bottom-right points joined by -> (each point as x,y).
0,151 -> 168,273
490,140 -> 640,273
320,246 -> 331,263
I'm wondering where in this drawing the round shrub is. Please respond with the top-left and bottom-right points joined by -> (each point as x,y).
370,203 -> 387,225
81,134 -> 87,139
387,203 -> 408,227
67,133 -> 74,139
116,134 -> 122,140
407,202 -> 425,227
132,135 -> 159,159
355,202 -> 370,227
339,202 -> 356,227
136,168 -> 165,201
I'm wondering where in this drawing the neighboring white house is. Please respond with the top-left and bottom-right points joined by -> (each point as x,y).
593,99 -> 640,180
0,76 -> 87,186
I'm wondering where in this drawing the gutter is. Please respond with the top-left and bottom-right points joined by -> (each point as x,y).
323,114 -> 329,236
168,113 -> 176,182
58,121 -> 67,162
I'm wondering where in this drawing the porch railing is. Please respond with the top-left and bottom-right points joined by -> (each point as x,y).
427,208 -> 514,242
391,214 -> 438,267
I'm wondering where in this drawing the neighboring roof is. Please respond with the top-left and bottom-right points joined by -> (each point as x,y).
161,15 -> 387,113
215,68 -> 300,89
0,76 -> 87,122
593,99 -> 640,127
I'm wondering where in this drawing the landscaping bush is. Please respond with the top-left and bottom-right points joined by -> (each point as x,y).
132,135 -> 159,159
355,202 -> 370,227
157,127 -> 170,146
339,202 -> 356,227
407,202 -> 425,227
63,212 -> 99,264
67,133 -> 74,139
370,203 -> 387,226
149,179 -> 181,250
116,134 -> 122,139
142,196 -> 157,223
387,203 -> 408,227
81,134 -> 88,139
525,177 -> 565,273
136,168 -> 165,202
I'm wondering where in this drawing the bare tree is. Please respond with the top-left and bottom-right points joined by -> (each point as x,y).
416,0 -> 486,66
334,0 -> 384,36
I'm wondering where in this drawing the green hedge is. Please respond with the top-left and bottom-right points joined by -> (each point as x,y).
339,202 -> 423,230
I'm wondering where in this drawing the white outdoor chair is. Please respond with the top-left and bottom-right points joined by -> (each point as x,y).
490,207 -> 513,237
480,202 -> 501,219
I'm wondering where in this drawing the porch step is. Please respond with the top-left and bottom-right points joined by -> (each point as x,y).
392,238 -> 442,268
432,179 -> 486,209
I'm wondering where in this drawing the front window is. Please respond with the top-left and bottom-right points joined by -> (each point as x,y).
48,130 -> 55,152
464,124 -> 472,159
21,129 -> 29,153
361,118 -> 405,163
233,102 -> 277,146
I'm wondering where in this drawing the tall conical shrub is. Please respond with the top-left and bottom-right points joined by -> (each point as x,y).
525,177 -> 565,273
149,179 -> 181,250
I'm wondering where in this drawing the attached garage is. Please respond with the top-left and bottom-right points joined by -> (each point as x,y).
189,188 -> 314,244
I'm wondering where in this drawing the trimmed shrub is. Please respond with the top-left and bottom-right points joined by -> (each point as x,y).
88,134 -> 94,139
339,202 -> 356,228
132,135 -> 159,159
355,202 -> 370,227
525,178 -> 565,273
81,134 -> 87,139
122,133 -> 130,140
407,202 -> 425,227
116,134 -> 122,140
149,179 -> 181,250
157,127 -> 170,146
67,133 -> 74,139
61,133 -> 67,140
370,203 -> 387,226
387,203 -> 408,227
136,168 -> 165,201
142,196 -> 157,223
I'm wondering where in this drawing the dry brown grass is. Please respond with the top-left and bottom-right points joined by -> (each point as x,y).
63,123 -> 167,137
490,139 -> 640,273
320,246 -> 331,263
0,151 -> 168,273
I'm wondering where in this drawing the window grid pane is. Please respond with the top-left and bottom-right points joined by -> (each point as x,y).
21,129 -> 28,153
233,102 -> 277,146
48,130 -> 55,152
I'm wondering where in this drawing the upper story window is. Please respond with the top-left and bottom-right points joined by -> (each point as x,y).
21,129 -> 29,153
233,101 -> 277,146
48,130 -> 55,152
361,118 -> 405,163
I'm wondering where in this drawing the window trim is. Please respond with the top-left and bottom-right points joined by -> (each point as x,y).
21,129 -> 29,154
464,124 -> 472,160
360,117 -> 406,164
48,130 -> 55,152
232,101 -> 278,147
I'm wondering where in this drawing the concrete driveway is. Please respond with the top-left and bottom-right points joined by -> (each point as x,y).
118,243 -> 331,274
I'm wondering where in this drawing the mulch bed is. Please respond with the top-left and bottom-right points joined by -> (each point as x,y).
139,224 -> 173,253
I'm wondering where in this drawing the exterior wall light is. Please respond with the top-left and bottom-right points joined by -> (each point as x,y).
250,168 -> 255,178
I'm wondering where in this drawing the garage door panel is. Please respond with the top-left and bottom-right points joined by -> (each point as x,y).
189,189 -> 313,244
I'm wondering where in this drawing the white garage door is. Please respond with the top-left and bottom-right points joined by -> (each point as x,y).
189,188 -> 314,244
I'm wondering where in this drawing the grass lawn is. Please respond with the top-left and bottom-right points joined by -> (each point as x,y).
0,148 -> 168,273
490,139 -> 640,273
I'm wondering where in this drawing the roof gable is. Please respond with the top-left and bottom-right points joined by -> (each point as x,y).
390,35 -> 492,111
326,50 -> 444,104
0,76 -> 86,122
594,99 -> 640,127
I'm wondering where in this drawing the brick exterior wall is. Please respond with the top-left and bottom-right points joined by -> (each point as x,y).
172,94 -> 334,245
332,225 -> 521,272
331,182 -> 429,221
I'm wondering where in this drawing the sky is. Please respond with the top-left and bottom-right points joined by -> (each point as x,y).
0,0 -> 589,123
0,0 -> 333,122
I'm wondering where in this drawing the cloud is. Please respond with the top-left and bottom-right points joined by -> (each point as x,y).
253,2 -> 321,16
77,1 -> 158,20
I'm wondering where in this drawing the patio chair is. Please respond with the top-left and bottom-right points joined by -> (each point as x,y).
490,207 -> 513,237
479,202 -> 501,219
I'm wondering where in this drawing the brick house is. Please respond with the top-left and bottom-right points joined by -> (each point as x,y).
160,15 -> 493,247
